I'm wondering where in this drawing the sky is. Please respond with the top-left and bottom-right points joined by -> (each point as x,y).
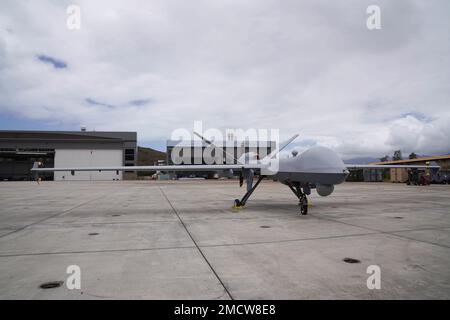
0,0 -> 449,158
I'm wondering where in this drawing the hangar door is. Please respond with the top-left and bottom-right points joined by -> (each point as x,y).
54,149 -> 123,181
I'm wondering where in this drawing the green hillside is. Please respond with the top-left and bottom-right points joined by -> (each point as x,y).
137,147 -> 166,175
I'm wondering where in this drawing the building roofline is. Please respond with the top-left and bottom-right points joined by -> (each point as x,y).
0,130 -> 136,134
371,155 -> 450,165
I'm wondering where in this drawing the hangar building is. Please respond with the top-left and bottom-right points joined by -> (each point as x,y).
167,139 -> 276,165
371,155 -> 450,183
166,139 -> 276,178
0,130 -> 137,181
347,155 -> 450,183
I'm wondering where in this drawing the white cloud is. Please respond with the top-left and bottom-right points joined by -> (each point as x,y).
0,0 -> 449,157
386,115 -> 450,155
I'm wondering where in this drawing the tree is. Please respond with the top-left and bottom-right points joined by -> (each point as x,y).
379,155 -> 389,162
393,150 -> 402,161
409,152 -> 418,159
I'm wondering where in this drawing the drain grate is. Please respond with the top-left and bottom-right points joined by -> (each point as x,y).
343,257 -> 361,264
88,232 -> 99,236
111,214 -> 121,217
394,216 -> 404,219
39,281 -> 63,289
260,225 -> 271,228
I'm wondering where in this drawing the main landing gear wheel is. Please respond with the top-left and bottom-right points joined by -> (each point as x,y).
234,199 -> 242,208
299,196 -> 308,215
286,180 -> 309,215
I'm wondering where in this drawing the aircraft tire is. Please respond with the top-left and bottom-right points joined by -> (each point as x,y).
300,197 -> 308,215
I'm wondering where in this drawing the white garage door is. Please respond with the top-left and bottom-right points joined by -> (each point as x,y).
54,149 -> 123,181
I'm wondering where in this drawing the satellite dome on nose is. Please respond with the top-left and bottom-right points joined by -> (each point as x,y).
298,146 -> 346,173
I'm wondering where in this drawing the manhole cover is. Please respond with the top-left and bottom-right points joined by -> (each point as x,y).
260,226 -> 271,228
88,232 -> 99,236
343,257 -> 361,264
39,281 -> 63,289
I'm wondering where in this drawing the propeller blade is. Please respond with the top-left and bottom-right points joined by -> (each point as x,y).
193,131 -> 241,164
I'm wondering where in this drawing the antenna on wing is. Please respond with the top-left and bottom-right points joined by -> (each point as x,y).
262,134 -> 299,161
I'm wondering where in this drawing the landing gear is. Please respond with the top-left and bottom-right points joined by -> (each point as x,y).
233,175 -> 264,208
299,194 -> 308,215
286,180 -> 309,215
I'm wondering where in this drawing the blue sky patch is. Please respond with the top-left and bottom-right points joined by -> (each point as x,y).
129,98 -> 153,106
0,112 -> 75,131
85,98 -> 115,109
401,112 -> 432,122
36,55 -> 67,69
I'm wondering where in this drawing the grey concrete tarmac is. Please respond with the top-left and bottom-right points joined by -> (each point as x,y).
0,180 -> 449,299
